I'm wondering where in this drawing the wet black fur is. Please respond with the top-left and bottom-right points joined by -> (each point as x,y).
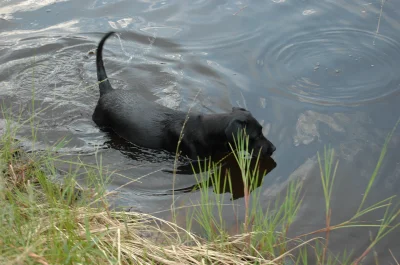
92,32 -> 276,159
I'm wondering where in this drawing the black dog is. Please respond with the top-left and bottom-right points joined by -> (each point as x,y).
92,32 -> 276,160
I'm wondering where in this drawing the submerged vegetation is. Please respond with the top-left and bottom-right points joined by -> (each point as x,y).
0,100 -> 399,264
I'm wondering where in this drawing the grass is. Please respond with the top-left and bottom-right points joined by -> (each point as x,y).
1,95 -> 400,264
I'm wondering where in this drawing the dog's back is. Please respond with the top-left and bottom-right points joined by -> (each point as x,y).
93,33 -> 189,150
93,88 -> 187,149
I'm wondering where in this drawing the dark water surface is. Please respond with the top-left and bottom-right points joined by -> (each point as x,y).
1,0 -> 400,263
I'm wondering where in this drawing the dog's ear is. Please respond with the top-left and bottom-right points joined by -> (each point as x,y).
225,118 -> 246,141
232,107 -> 248,112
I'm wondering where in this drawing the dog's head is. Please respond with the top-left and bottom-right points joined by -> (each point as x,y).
225,107 -> 276,157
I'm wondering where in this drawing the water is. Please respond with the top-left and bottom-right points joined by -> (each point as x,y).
1,0 -> 400,263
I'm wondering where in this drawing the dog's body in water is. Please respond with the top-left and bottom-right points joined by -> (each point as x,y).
93,32 -> 276,160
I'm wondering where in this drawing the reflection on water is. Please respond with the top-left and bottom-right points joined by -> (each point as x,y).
294,110 -> 345,146
171,153 -> 277,200
0,0 -> 69,14
1,0 -> 400,262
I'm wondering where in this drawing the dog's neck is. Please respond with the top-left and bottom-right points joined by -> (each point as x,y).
198,113 -> 232,137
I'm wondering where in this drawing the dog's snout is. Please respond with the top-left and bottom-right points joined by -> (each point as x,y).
270,144 -> 276,154
264,143 -> 276,156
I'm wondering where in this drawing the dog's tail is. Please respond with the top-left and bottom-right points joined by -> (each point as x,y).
96,31 -> 115,96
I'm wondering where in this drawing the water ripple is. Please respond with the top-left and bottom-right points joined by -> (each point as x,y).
258,28 -> 400,106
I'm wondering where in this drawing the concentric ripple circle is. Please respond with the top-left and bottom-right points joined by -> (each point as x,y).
258,28 -> 400,106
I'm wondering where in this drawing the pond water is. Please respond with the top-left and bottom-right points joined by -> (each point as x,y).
1,0 -> 400,263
